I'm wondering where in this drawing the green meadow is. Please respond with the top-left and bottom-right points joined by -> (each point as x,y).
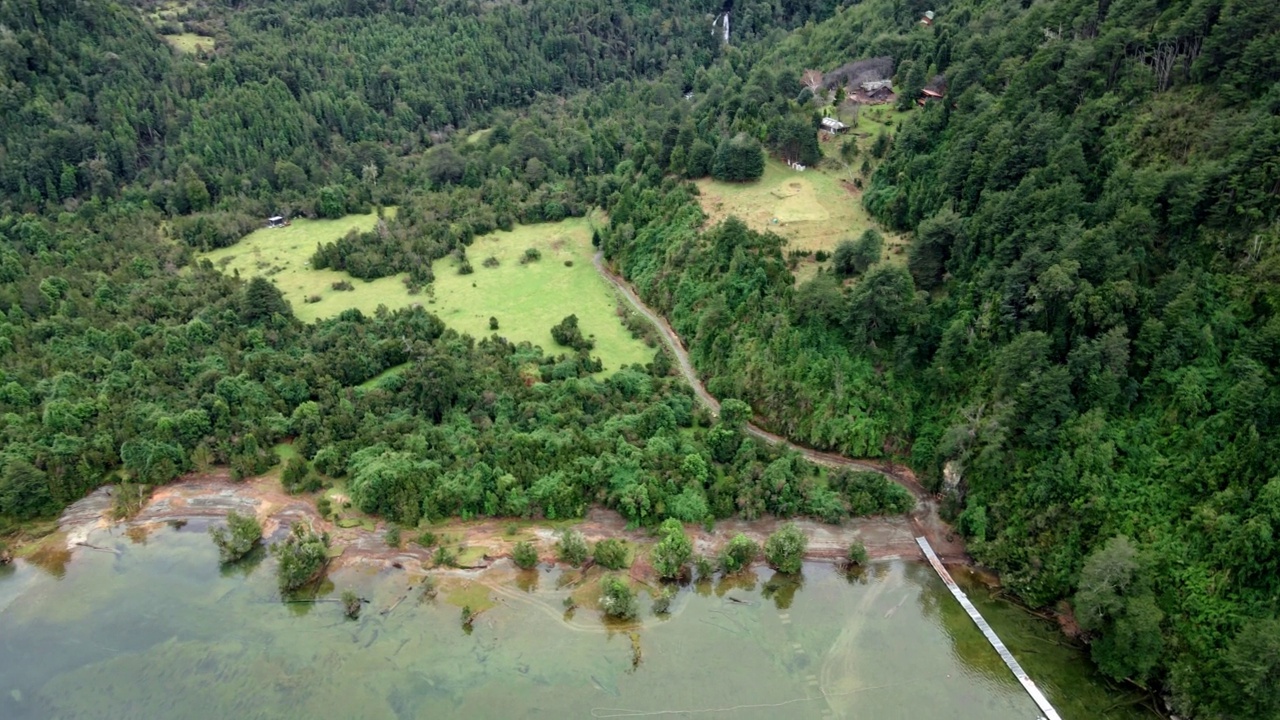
429,218 -> 652,372
200,213 -> 651,372
199,211 -> 407,324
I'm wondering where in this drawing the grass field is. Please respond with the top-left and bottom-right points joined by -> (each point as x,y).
429,218 -> 652,372
199,211 -> 413,324
200,212 -> 650,372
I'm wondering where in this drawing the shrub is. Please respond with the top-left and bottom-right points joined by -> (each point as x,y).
556,529 -> 589,566
651,518 -> 692,580
593,538 -> 629,570
550,314 -> 594,352
272,523 -> 330,592
282,456 -> 320,494
651,587 -> 674,614
331,280 -> 354,291
482,256 -> 500,268
458,259 -> 474,275
489,316 -> 499,330
209,510 -> 262,563
520,248 -> 541,264
600,575 -> 637,620
513,540 -> 539,569
416,531 -> 438,548
342,589 -> 361,619
433,545 -> 457,567
718,534 -> 760,574
384,525 -> 401,548
694,554 -> 714,579
764,523 -> 807,574
316,495 -> 332,518
847,540 -> 869,567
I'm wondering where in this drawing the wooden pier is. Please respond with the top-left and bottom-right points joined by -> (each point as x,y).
915,536 -> 1063,720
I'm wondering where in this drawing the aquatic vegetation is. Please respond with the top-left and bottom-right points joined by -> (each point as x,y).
556,530 -> 589,567
651,519 -> 692,580
512,541 -> 539,570
272,523 -> 330,592
593,539 -> 629,570
600,575 -> 637,620
718,534 -> 760,574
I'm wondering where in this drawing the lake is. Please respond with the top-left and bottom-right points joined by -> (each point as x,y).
0,522 -> 1154,719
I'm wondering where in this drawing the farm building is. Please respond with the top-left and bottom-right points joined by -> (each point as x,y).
820,117 -> 848,133
816,56 -> 894,92
266,215 -> 288,228
850,79 -> 896,105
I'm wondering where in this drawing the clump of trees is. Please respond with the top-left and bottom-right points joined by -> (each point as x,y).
718,534 -> 760,574
832,229 -> 882,277
272,523 -> 330,592
550,314 -> 594,352
764,523 -> 806,574
711,135 -> 765,182
651,519 -> 692,580
209,511 -> 262,563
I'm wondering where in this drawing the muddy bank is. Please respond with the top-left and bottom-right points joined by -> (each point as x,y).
53,472 -> 935,581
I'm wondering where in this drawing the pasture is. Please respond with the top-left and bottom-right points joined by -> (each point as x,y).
429,218 -> 653,372
198,211 -> 411,324
199,212 -> 651,372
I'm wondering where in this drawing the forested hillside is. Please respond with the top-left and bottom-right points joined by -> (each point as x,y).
1,0 -> 1278,715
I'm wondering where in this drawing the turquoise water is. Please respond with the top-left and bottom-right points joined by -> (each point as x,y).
0,524 -> 1153,719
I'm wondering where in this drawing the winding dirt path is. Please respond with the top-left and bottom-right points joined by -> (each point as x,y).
594,252 -> 967,563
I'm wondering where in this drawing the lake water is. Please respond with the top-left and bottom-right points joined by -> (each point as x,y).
0,523 -> 1155,719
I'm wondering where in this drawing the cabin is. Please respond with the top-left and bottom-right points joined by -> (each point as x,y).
266,215 -> 288,229
850,79 -> 896,105
920,75 -> 948,103
820,117 -> 848,133
921,10 -> 935,26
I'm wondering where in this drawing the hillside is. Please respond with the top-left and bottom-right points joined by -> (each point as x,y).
1,0 -> 1278,716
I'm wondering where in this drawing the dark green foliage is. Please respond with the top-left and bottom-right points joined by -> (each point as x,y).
241,277 -> 291,324
1074,537 -> 1164,683
209,511 -> 263,564
593,538 -> 629,570
384,525 -> 401,548
764,523 -> 806,574
512,540 -> 539,569
711,135 -> 765,182
272,523 -> 330,592
489,316 -> 499,330
833,229 -> 882,277
651,518 -> 692,580
600,574 -> 637,620
718,534 -> 760,574
281,456 -> 320,494
550,314 -> 594,352
556,529 -> 589,566
829,470 -> 914,516
0,459 -> 56,520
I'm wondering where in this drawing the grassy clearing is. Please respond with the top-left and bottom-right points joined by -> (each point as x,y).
429,217 -> 652,372
199,211 -> 412,324
697,159 -> 873,255
164,32 -> 215,54
465,128 -> 493,145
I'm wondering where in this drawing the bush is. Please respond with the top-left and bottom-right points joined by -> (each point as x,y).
593,538 -> 629,570
764,523 -> 807,574
556,529 -> 589,566
416,531 -> 438,548
520,248 -> 541,264
718,534 -> 760,574
651,518 -> 692,580
433,545 -> 457,567
342,589 -> 361,619
316,495 -> 332,518
550,314 -> 594,352
483,256 -> 500,268
384,525 -> 401,548
489,316 -> 499,330
209,510 -> 262,563
458,259 -> 474,275
513,540 -> 539,569
272,523 -> 330,591
332,280 -> 354,291
282,456 -> 321,494
847,540 -> 869,567
651,587 -> 675,614
600,575 -> 637,620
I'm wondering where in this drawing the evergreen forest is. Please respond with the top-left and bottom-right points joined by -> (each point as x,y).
1,0 -> 1278,715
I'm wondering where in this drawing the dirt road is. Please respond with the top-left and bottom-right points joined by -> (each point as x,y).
594,252 -> 966,562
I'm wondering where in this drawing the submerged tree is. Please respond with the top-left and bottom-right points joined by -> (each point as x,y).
651,518 -> 692,580
764,523 -> 807,574
210,511 -> 263,564
272,522 -> 331,592
600,574 -> 637,620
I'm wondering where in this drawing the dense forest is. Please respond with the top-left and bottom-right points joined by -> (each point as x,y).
2,0 -> 1279,715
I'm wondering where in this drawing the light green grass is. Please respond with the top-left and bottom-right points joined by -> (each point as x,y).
697,159 -> 876,255
199,211 -> 410,324
164,32 -> 215,54
429,218 -> 652,372
465,128 -> 493,145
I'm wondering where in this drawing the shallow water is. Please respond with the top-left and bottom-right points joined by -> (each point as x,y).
0,523 -> 1154,720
